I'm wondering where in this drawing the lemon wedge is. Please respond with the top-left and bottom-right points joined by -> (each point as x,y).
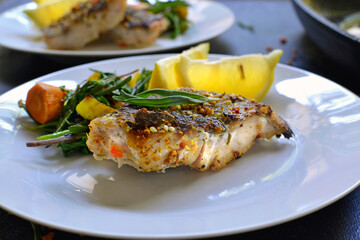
76,95 -> 116,120
33,0 -> 55,4
148,42 -> 210,90
24,0 -> 85,28
128,71 -> 141,88
178,50 -> 283,101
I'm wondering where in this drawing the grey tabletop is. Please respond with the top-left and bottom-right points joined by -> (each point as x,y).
0,0 -> 359,240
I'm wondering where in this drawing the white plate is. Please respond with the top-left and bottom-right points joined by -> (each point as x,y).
0,54 -> 359,239
0,0 -> 234,57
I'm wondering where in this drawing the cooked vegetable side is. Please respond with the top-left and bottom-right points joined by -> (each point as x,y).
21,68 -> 150,156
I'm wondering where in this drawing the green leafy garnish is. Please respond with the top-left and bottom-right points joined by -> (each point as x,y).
140,0 -> 190,38
131,69 -> 152,94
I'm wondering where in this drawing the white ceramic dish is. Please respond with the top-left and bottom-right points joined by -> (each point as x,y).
0,54 -> 359,239
0,0 -> 234,57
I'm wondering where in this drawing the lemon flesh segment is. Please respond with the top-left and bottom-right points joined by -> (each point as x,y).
178,49 -> 283,101
148,42 -> 210,90
24,0 -> 86,28
128,72 -> 141,88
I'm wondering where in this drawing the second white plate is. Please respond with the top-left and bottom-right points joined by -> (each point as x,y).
0,0 -> 234,57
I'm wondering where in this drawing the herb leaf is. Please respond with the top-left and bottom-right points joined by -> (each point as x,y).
113,89 -> 218,107
136,88 -> 211,101
131,69 -> 152,95
238,20 -> 254,32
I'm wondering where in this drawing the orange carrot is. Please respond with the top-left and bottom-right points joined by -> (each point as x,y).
41,231 -> 55,240
25,82 -> 66,124
110,144 -> 123,158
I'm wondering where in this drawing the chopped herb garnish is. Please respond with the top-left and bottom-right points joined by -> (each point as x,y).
238,20 -> 254,32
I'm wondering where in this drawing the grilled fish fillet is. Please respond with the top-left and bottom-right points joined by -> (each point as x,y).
42,0 -> 127,50
86,88 -> 293,172
108,4 -> 169,47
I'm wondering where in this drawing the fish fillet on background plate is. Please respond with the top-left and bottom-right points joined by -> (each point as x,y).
108,4 -> 169,47
42,0 -> 127,50
86,88 -> 293,172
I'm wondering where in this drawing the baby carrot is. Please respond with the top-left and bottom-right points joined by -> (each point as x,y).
25,82 -> 66,124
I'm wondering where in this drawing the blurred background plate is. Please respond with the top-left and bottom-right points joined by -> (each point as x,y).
292,0 -> 360,78
0,0 -> 234,57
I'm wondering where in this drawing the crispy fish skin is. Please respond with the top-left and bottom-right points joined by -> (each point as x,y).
42,0 -> 127,50
86,88 -> 293,172
109,4 -> 169,47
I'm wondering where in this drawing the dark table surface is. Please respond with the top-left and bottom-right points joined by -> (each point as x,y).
0,0 -> 359,240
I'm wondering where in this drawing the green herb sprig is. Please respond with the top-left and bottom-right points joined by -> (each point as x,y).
113,88 -> 219,107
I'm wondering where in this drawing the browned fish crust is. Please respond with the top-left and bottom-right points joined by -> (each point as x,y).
109,4 -> 168,47
43,0 -> 127,49
122,6 -> 166,29
87,88 -> 293,172
44,0 -> 108,37
113,88 -> 293,138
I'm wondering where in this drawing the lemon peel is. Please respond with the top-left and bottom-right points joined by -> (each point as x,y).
148,42 -> 210,90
